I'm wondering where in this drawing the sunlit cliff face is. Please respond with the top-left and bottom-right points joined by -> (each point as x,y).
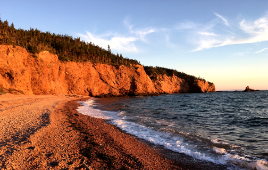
0,45 -> 215,96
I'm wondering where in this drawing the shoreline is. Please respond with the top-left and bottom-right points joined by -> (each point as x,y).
75,97 -> 229,170
0,94 -> 228,169
64,98 -> 182,169
0,94 -> 181,169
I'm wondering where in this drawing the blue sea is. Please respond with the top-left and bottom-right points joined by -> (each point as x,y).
77,91 -> 268,170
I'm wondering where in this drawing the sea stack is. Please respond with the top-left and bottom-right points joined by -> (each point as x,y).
243,86 -> 259,92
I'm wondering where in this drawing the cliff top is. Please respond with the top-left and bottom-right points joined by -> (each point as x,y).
0,19 -> 213,85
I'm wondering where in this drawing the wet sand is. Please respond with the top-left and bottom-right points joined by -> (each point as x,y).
0,94 -> 227,169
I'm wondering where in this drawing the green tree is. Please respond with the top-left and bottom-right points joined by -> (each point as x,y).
108,45 -> 111,53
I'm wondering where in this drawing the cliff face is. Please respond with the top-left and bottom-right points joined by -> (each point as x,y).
0,45 -> 215,96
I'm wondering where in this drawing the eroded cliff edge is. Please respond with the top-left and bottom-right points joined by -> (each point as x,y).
0,45 -> 215,96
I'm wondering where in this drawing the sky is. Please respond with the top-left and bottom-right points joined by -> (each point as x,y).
1,0 -> 268,90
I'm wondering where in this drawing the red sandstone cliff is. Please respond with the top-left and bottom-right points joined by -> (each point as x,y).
0,45 -> 215,96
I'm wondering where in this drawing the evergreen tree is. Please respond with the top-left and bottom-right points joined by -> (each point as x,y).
0,19 -> 213,84
108,45 -> 111,53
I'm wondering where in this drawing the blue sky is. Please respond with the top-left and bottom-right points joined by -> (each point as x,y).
1,0 -> 268,90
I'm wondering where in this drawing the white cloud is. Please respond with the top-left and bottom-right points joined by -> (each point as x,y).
192,14 -> 268,51
214,13 -> 229,26
123,17 -> 156,42
78,32 -> 138,52
233,52 -> 245,57
78,18 -> 157,53
255,47 -> 268,53
123,17 -> 133,30
198,31 -> 217,36
239,17 -> 268,43
193,38 -> 223,51
78,13 -> 268,54
132,28 -> 156,41
176,21 -> 197,30
163,34 -> 177,49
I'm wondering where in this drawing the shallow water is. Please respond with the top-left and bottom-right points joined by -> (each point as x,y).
77,91 -> 268,170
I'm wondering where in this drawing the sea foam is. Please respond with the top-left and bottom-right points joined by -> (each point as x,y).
77,99 -> 268,170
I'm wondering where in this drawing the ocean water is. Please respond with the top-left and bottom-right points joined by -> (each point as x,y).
77,91 -> 268,170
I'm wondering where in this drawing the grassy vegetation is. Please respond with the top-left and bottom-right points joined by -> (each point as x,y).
144,66 -> 213,84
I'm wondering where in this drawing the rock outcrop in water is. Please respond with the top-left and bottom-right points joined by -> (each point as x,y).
243,86 -> 259,92
0,45 -> 215,96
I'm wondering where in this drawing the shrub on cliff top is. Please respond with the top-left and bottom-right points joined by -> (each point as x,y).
144,66 -> 213,84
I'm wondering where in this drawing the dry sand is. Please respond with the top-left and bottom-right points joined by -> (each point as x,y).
0,94 -> 84,169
